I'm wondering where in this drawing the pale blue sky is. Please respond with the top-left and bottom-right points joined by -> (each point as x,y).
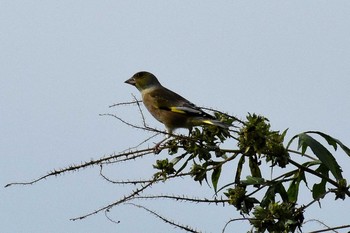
1,1 -> 350,233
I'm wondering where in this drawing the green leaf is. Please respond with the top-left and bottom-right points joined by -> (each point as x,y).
313,180 -> 327,199
298,133 -> 343,180
302,160 -> 322,167
287,170 -> 305,202
286,134 -> 298,150
287,180 -> 299,202
312,164 -> 329,199
191,163 -> 207,185
298,135 -> 308,155
235,155 -> 245,184
170,154 -> 185,165
211,165 -> 222,193
306,131 -> 350,157
281,128 -> 289,139
261,186 -> 276,207
242,176 -> 265,186
261,182 -> 288,207
241,197 -> 260,214
249,156 -> 262,178
275,182 -> 289,202
175,159 -> 189,175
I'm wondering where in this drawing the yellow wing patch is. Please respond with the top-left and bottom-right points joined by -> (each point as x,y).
202,120 -> 214,125
170,107 -> 186,114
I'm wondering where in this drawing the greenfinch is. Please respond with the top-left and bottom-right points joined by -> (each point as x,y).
125,71 -> 228,135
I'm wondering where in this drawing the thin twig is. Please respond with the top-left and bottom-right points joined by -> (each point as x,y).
288,149 -> 318,161
132,94 -> 148,127
302,190 -> 332,210
126,203 -> 201,233
222,217 -> 251,233
5,148 -> 154,187
133,194 -> 228,205
308,224 -> 350,233
109,100 -> 142,108
104,209 -> 120,224
70,179 -> 156,221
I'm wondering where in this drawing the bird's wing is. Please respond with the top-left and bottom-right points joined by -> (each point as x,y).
149,87 -> 214,118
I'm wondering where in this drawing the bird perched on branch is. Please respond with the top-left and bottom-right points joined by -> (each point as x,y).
125,71 -> 228,136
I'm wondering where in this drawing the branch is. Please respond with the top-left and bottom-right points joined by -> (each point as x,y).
245,169 -> 301,198
99,162 -> 194,185
288,149 -> 318,161
99,164 -> 155,185
308,223 -> 350,233
126,203 -> 202,233
99,113 -> 164,134
5,148 -> 155,187
222,217 -> 251,233
302,190 -> 332,210
287,158 -> 350,197
133,194 -> 228,205
108,99 -> 142,108
70,178 -> 156,221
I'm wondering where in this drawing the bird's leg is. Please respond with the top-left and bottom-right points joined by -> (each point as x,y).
153,128 -> 174,154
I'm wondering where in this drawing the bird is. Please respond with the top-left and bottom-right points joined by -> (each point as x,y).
124,71 -> 229,136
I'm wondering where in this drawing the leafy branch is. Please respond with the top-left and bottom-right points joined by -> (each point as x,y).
5,101 -> 350,233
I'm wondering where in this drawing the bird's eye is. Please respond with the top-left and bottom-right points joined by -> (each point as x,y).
135,72 -> 146,79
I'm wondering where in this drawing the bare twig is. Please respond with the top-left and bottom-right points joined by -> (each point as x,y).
288,149 -> 318,161
104,209 -> 120,224
307,222 -> 350,233
222,217 -> 251,233
109,100 -> 142,108
5,148 -> 155,187
70,179 -> 156,221
132,194 -> 228,205
100,113 -> 168,136
126,203 -> 201,233
132,94 -> 147,127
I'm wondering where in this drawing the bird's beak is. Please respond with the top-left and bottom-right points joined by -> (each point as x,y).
124,77 -> 136,86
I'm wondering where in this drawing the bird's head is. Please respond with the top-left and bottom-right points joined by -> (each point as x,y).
125,71 -> 161,91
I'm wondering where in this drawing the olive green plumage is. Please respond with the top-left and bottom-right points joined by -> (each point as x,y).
125,71 -> 228,134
